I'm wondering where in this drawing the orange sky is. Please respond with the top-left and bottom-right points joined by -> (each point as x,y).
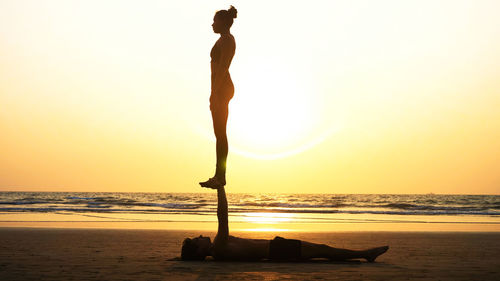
1,0 -> 499,194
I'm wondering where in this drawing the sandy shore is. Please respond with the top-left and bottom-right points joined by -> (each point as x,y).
0,228 -> 499,280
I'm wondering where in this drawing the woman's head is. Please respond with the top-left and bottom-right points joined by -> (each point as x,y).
212,5 -> 237,34
181,235 -> 212,260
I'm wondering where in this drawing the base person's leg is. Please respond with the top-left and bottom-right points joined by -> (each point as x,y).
301,241 -> 388,262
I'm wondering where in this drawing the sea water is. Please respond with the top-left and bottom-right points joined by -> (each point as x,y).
1,192 -> 499,231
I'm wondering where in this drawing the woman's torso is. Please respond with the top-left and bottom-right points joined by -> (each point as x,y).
210,34 -> 235,101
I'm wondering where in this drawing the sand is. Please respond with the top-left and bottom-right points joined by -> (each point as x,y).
0,228 -> 499,280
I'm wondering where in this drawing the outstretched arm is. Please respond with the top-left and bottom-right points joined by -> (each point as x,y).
216,187 -> 229,241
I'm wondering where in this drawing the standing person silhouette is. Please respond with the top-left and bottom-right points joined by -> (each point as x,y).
200,6 -> 237,189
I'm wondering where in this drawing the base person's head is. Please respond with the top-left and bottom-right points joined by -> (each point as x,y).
212,5 -> 237,34
181,235 -> 212,260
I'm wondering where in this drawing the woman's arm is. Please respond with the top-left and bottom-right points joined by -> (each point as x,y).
216,187 -> 229,241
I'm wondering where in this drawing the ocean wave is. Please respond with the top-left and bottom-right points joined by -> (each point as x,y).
0,192 -> 499,218
233,202 -> 348,208
0,206 -> 498,217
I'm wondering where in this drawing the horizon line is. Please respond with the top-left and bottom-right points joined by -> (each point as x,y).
0,189 -> 498,196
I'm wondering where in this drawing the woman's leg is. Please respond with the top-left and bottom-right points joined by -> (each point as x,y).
211,104 -> 229,184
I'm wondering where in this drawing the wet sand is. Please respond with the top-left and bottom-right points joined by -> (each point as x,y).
0,228 -> 499,280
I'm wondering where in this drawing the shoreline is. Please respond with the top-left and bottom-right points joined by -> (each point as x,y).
2,225 -> 500,233
1,221 -> 499,232
1,211 -> 499,232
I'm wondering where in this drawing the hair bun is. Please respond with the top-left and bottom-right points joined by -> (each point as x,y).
228,5 -> 237,19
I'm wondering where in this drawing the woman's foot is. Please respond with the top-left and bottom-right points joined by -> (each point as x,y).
364,246 -> 389,262
199,177 -> 225,189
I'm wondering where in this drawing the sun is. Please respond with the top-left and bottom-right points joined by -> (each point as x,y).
225,61 -> 335,159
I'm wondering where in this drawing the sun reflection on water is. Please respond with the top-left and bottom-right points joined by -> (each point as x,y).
241,212 -> 296,224
241,228 -> 291,232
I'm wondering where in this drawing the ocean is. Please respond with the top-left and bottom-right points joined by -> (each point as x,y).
1,192 -> 499,231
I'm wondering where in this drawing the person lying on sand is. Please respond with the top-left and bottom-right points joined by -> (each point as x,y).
181,186 -> 389,261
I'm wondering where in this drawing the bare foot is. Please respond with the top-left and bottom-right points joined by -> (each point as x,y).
199,177 -> 225,189
365,246 -> 389,262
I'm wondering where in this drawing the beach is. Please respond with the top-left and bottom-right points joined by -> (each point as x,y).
1,192 -> 499,280
1,228 -> 499,280
2,1 -> 500,280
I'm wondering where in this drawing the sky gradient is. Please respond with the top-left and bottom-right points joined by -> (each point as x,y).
1,0 -> 499,194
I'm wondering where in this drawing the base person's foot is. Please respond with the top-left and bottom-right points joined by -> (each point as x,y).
364,246 -> 389,262
199,177 -> 225,189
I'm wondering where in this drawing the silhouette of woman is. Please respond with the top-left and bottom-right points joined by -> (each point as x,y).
200,6 -> 237,189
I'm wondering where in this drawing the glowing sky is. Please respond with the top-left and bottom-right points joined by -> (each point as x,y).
1,0 -> 499,194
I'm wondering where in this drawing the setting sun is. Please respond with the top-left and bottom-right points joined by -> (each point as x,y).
228,59 -> 330,159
